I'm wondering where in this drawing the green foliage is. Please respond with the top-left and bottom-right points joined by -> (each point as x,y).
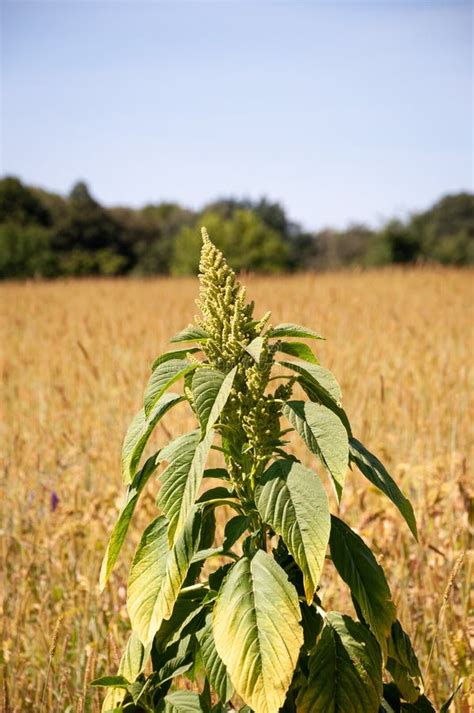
171,209 -> 290,275
97,231 -> 433,712
0,176 -> 472,278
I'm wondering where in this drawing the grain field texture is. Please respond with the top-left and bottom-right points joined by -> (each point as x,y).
1,268 -> 472,712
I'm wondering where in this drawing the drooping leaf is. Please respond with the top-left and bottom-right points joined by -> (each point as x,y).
101,632 -> 146,711
283,400 -> 349,501
121,392 -> 183,484
170,324 -> 209,343
266,323 -> 324,340
157,428 -> 214,543
144,359 -> 196,416
330,516 -> 397,657
300,601 -> 324,652
386,620 -> 424,703
280,359 -> 352,435
212,551 -> 303,713
296,612 -> 383,712
153,588 -> 209,654
349,438 -> 418,540
152,347 -> 200,371
192,366 -> 237,433
256,459 -> 330,603
100,456 -> 157,590
277,341 -> 319,364
127,511 -> 201,646
197,612 -> 234,702
222,515 -> 250,550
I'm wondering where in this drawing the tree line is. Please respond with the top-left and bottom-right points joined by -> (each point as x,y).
0,176 -> 472,279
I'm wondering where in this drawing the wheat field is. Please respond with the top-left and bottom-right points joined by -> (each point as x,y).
1,268 -> 472,712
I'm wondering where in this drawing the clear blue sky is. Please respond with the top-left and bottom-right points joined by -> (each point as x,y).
1,0 -> 472,230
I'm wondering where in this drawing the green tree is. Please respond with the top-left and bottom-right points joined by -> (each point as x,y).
172,209 -> 290,274
0,223 -> 56,278
0,176 -> 51,226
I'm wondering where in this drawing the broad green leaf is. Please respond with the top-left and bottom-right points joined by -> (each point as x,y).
256,459 -> 330,603
197,612 -> 234,702
170,324 -> 209,343
121,392 -> 182,484
192,366 -> 237,433
127,512 -> 201,646
296,612 -> 383,712
144,359 -> 195,416
386,620 -> 424,702
152,347 -> 200,371
100,456 -> 157,590
277,341 -> 319,364
283,400 -> 349,501
280,359 -> 352,435
163,691 -> 204,712
350,438 -> 418,540
157,429 -> 214,543
244,336 -> 265,362
266,323 -> 324,340
330,516 -> 397,656
101,632 -> 146,711
212,551 -> 303,713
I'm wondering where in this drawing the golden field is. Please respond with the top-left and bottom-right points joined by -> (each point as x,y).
1,268 -> 472,712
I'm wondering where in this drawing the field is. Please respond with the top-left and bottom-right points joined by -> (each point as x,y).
1,268 -> 472,712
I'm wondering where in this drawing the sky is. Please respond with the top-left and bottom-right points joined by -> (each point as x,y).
1,0 -> 472,230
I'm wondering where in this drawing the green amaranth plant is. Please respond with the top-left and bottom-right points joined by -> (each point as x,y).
94,229 -> 436,713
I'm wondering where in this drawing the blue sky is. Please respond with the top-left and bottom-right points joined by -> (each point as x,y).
1,0 -> 472,229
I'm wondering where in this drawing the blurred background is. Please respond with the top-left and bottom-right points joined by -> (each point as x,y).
1,0 -> 472,277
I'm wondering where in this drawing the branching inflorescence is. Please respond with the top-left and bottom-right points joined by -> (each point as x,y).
95,229 -> 435,713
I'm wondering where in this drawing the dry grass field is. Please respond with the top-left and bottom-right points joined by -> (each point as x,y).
1,268 -> 472,712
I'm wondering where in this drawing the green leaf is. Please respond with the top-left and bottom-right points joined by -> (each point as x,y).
197,612 -> 234,702
157,429 -> 214,543
170,324 -> 209,343
100,456 -> 157,590
222,515 -> 250,550
277,341 -> 319,364
266,323 -> 324,340
152,347 -> 200,370
127,511 -> 201,646
91,675 -> 130,688
101,632 -> 146,711
296,612 -> 383,712
283,400 -> 349,501
386,620 -> 424,703
349,438 -> 418,540
163,691 -> 204,712
330,516 -> 397,656
153,588 -> 209,654
244,336 -> 265,362
144,359 -> 195,416
256,459 -> 330,603
192,366 -> 237,433
121,392 -> 183,484
197,485 -> 235,503
212,551 -> 303,713
280,359 -> 352,435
